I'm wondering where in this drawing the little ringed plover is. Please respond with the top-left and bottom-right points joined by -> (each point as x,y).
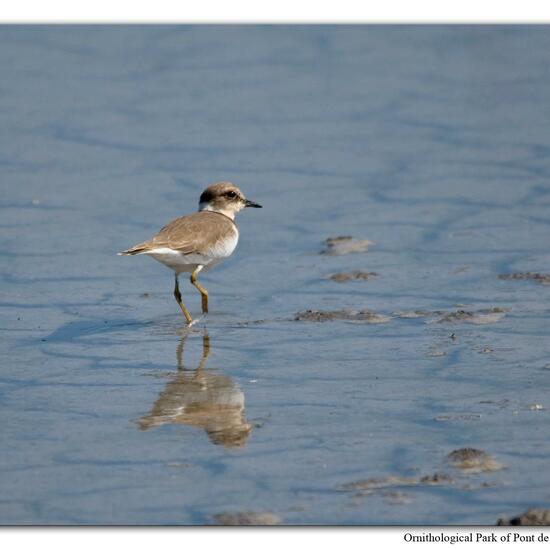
119,182 -> 262,323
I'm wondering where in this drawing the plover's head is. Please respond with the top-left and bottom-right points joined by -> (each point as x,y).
198,182 -> 262,219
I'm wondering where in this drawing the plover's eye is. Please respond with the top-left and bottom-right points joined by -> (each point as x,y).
225,191 -> 237,198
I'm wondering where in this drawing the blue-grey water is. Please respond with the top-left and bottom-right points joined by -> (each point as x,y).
1,25 -> 550,525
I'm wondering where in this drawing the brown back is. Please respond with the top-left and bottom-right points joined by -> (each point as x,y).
122,211 -> 236,256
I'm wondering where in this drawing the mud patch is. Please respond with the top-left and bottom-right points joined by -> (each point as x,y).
435,414 -> 481,422
419,473 -> 454,485
329,271 -> 378,283
321,236 -> 375,255
393,310 -> 434,319
446,448 -> 504,473
341,473 -> 453,495
479,399 -> 510,409
499,272 -> 550,285
340,449 -> 503,506
497,508 -> 550,526
395,307 -> 508,324
342,476 -> 418,492
212,512 -> 281,526
433,308 -> 509,325
426,348 -> 446,357
294,309 -> 391,323
383,491 -> 413,505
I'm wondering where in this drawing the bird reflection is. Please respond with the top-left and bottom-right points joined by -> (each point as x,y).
139,331 -> 252,448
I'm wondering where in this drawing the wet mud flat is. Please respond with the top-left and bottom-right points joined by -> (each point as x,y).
2,26 -> 550,525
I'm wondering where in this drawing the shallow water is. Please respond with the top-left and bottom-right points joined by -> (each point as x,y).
1,25 -> 550,525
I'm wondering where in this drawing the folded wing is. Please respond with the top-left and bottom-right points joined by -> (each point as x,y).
119,211 -> 235,256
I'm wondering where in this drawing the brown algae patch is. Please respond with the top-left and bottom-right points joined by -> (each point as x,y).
497,508 -> 550,526
446,448 -> 504,473
329,271 -> 378,283
321,236 -> 375,255
212,512 -> 281,525
499,272 -> 550,285
294,309 -> 391,323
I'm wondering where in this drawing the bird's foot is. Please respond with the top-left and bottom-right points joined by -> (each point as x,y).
187,314 -> 206,328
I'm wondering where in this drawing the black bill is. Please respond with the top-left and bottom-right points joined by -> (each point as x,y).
244,199 -> 262,208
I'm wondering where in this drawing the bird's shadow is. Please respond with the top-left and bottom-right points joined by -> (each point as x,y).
44,318 -> 155,344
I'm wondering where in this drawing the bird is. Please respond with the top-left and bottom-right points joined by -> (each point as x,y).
118,182 -> 262,324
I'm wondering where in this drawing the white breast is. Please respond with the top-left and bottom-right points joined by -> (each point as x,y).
208,226 -> 239,260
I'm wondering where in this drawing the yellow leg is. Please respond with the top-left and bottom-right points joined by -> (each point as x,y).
190,266 -> 209,314
173,274 -> 193,324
